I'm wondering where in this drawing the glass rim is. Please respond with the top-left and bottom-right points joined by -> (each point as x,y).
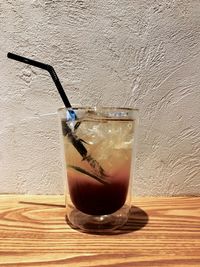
58,106 -> 139,112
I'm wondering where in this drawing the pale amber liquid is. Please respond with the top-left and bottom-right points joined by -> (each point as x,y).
63,119 -> 134,215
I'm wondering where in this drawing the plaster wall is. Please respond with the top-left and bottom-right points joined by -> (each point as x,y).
0,0 -> 200,195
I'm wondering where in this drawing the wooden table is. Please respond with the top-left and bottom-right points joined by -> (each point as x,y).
0,195 -> 199,266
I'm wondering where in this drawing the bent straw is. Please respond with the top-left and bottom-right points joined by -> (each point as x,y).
7,52 -> 108,184
7,52 -> 71,108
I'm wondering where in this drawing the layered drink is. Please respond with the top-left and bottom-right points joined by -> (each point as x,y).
59,107 -> 137,232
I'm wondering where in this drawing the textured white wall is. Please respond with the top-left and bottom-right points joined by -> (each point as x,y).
0,1 -> 200,196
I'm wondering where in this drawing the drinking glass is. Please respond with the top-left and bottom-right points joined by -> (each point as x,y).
58,107 -> 138,233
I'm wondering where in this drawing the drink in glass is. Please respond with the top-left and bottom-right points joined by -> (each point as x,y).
58,107 -> 138,233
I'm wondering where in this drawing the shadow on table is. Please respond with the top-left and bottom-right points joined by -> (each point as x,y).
19,201 -> 148,235
19,201 -> 65,208
119,205 -> 148,234
66,206 -> 148,235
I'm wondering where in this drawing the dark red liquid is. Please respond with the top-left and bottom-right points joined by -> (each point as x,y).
68,177 -> 129,215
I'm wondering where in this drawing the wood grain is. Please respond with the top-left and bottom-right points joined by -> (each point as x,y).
0,195 -> 199,266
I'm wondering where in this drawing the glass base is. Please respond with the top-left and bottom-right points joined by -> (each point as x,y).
66,204 -> 130,234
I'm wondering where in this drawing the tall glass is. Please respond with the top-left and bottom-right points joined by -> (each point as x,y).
58,107 -> 138,233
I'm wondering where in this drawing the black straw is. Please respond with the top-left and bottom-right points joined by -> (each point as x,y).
7,52 -> 108,184
7,52 -> 71,108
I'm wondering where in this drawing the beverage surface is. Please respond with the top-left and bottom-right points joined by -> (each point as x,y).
63,118 -> 134,215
